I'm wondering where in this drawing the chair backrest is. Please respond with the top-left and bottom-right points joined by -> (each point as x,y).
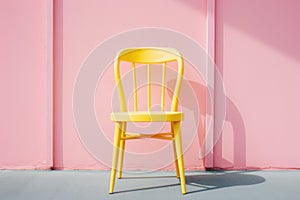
114,47 -> 184,112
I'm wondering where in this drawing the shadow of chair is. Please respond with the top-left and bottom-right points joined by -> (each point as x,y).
114,171 -> 265,194
186,171 -> 265,194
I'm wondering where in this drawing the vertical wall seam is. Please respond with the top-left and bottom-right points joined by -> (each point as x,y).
46,0 -> 54,169
205,0 -> 215,169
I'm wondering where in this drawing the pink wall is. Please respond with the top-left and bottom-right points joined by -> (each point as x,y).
214,0 -> 300,169
0,0 -> 49,169
1,0 -> 300,170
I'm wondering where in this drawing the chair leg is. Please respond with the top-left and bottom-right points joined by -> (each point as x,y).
118,139 -> 126,178
171,123 -> 180,178
172,141 -> 180,178
109,122 -> 122,194
118,123 -> 126,179
173,121 -> 186,194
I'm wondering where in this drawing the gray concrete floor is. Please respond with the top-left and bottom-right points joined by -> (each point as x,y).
0,170 -> 300,200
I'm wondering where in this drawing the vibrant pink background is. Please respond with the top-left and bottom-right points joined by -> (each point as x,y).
0,0 -> 49,169
1,0 -> 300,170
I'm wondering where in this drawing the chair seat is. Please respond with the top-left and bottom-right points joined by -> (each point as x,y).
111,111 -> 183,122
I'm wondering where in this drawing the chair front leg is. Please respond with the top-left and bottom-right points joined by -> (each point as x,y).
109,122 -> 122,194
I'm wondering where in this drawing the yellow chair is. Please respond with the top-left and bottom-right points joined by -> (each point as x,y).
109,47 -> 186,194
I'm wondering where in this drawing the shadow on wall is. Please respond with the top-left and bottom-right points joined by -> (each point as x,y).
216,97 -> 246,169
179,80 -> 207,167
166,79 -> 207,168
168,78 -> 246,169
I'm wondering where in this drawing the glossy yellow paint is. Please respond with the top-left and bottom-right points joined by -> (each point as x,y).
111,111 -> 183,122
161,62 -> 166,111
132,62 -> 137,112
147,64 -> 151,111
109,47 -> 186,194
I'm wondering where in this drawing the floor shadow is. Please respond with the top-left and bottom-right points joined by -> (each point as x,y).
114,171 -> 265,194
186,171 -> 265,194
